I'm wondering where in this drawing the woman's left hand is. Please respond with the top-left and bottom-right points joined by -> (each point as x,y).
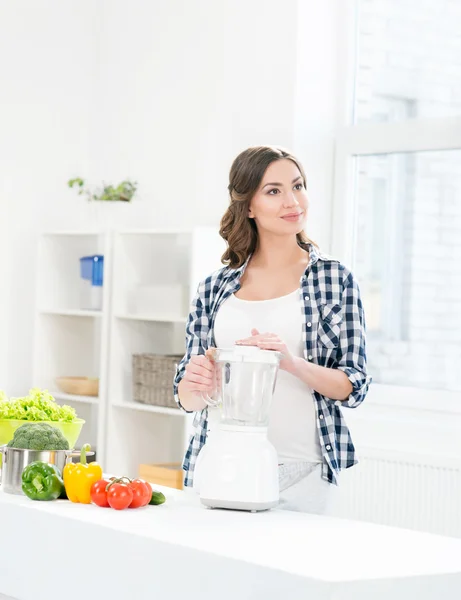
235,328 -> 296,373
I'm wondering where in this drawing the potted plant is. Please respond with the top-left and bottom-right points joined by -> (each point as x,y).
68,178 -> 137,202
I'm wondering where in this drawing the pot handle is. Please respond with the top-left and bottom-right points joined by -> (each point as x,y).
65,450 -> 96,464
0,445 -> 5,484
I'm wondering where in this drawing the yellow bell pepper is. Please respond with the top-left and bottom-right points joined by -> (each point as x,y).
63,444 -> 102,504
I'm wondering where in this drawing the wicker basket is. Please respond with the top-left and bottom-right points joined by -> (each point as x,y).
132,353 -> 183,409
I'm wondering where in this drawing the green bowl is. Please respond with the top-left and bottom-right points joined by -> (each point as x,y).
0,418 -> 85,449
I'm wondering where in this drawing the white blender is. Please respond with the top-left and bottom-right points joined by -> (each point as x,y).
194,345 -> 281,512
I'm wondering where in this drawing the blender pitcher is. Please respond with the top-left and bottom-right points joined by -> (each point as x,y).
204,345 -> 281,427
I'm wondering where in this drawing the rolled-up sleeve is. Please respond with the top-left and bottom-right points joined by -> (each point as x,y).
173,282 -> 210,411
334,271 -> 372,408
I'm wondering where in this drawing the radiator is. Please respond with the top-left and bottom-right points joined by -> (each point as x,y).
331,447 -> 461,539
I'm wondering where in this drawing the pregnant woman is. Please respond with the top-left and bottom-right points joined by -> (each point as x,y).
174,145 -> 371,514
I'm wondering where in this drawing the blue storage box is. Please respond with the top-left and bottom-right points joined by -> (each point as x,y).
79,255 -> 104,310
80,255 -> 104,286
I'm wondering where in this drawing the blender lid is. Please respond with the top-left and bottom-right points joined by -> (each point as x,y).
210,345 -> 282,365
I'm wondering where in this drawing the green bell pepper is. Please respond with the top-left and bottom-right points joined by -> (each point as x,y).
21,461 -> 64,501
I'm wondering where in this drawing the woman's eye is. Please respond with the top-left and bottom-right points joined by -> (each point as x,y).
294,183 -> 304,191
268,188 -> 280,195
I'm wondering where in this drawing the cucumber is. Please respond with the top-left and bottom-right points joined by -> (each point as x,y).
149,490 -> 166,505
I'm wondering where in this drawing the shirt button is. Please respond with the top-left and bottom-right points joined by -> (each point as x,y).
307,322 -> 312,327
308,355 -> 313,360
304,295 -> 310,301
319,414 -> 324,420
326,445 -> 331,451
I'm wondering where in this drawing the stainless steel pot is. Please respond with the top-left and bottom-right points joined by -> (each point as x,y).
0,446 -> 92,495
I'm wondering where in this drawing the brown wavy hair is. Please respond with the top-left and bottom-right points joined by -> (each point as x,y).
219,146 -> 316,268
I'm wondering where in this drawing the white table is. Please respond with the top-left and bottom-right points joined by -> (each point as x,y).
0,487 -> 460,600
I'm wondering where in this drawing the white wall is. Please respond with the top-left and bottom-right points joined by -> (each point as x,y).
0,0 -> 340,394
0,1 -> 98,394
293,1 -> 340,248
90,0 -> 299,229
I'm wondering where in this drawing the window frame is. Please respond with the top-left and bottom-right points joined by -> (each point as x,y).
331,1 -> 461,415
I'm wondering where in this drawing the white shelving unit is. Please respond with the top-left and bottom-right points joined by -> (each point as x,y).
32,227 -> 225,479
104,227 -> 224,477
32,231 -> 112,462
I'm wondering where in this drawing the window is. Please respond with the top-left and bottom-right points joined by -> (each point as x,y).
354,150 -> 461,392
333,0 -> 461,400
355,0 -> 461,123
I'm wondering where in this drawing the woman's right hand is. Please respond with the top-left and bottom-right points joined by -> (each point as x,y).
181,354 -> 216,397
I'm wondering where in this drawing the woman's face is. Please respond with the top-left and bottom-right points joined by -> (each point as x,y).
248,159 -> 308,237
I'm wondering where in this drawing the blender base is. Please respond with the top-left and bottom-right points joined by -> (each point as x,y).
200,497 -> 279,512
196,426 -> 280,512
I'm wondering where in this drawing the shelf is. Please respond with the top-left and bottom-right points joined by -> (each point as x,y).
116,228 -> 193,236
52,392 -> 99,405
114,313 -> 186,324
42,230 -> 103,237
39,309 -> 103,318
112,401 -> 184,417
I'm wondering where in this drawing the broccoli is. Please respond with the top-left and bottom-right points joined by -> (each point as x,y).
7,423 -> 69,451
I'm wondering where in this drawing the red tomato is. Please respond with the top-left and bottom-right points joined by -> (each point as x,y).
107,482 -> 133,510
128,479 -> 151,508
90,479 -> 110,507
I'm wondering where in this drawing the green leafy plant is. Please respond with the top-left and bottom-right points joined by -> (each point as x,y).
0,388 -> 77,422
68,178 -> 137,202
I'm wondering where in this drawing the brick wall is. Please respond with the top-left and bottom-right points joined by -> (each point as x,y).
353,0 -> 461,391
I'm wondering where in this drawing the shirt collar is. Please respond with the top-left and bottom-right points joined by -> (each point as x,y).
226,242 -> 327,283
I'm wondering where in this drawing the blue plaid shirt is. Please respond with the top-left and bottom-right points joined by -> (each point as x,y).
173,244 -> 371,487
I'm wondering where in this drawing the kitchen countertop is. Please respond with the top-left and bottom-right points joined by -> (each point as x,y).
0,486 -> 460,600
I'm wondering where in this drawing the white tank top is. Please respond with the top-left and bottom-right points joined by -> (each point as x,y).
213,290 -> 322,464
